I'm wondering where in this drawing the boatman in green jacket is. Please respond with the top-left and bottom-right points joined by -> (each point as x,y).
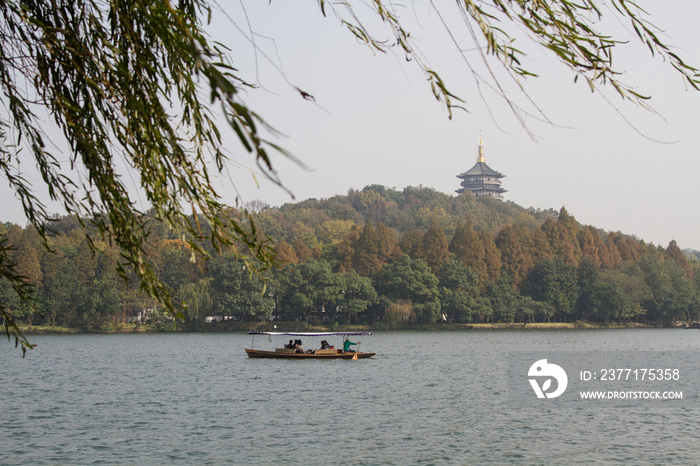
343,337 -> 359,353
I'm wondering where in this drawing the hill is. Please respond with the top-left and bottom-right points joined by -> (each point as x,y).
1,186 -> 698,330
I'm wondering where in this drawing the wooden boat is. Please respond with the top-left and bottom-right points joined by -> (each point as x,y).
245,331 -> 376,359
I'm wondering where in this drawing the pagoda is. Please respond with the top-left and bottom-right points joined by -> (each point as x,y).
456,133 -> 506,200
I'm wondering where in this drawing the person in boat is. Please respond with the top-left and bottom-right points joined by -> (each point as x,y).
295,339 -> 305,354
320,340 -> 329,350
343,337 -> 359,353
285,339 -> 295,349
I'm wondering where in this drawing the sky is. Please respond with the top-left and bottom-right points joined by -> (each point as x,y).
2,1 -> 700,250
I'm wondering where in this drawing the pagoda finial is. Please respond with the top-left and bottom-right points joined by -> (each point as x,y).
477,130 -> 485,163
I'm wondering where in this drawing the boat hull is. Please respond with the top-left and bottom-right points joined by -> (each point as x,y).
245,349 -> 376,359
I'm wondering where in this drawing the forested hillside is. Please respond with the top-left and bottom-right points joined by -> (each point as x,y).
1,185 -> 698,329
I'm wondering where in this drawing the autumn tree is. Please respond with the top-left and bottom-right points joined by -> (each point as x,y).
449,220 -> 488,288
666,240 -> 692,277
275,240 -> 298,266
352,220 -> 382,276
399,229 -> 424,261
421,222 -> 450,273
495,225 -> 533,286
293,240 -> 315,264
577,226 -> 612,268
337,225 -> 361,272
529,229 -> 553,264
13,229 -> 42,288
375,223 -> 402,264
481,231 -> 502,283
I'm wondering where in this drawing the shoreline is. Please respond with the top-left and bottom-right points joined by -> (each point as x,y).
15,321 -> 670,335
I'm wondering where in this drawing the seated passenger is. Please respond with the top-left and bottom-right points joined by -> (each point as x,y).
285,339 -> 295,349
295,339 -> 305,354
320,340 -> 330,350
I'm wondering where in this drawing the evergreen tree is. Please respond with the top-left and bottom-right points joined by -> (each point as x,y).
372,255 -> 440,324
487,273 -> 521,323
337,270 -> 378,324
523,258 -> 579,321
575,257 -> 601,320
40,247 -> 65,326
277,259 -> 336,323
438,259 -> 479,322
210,257 -> 275,321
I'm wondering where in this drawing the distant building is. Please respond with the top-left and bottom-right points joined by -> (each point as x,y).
456,134 -> 506,200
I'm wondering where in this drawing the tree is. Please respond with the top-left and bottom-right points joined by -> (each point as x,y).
178,278 -> 214,323
209,257 -> 274,322
1,0 -> 285,351
575,258 -> 601,321
666,240 -> 692,277
337,225 -> 361,272
336,270 -> 378,324
486,273 -> 523,323
277,259 -> 337,323
588,282 -> 631,323
438,259 -> 479,323
399,229 -> 424,260
3,0 -> 700,353
375,223 -> 402,264
481,231 -> 503,283
372,255 -> 441,324
293,240 -> 315,264
495,225 -> 532,286
421,221 -> 450,273
13,229 -> 43,288
449,220 -> 487,289
352,220 -> 382,276
275,240 -> 298,266
523,258 -> 579,322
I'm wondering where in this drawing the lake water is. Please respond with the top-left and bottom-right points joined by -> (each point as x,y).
2,329 -> 700,465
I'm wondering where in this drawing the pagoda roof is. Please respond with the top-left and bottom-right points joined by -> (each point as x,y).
457,161 -> 504,178
456,186 -> 507,194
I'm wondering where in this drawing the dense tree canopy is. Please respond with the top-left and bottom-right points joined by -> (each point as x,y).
2,187 -> 698,334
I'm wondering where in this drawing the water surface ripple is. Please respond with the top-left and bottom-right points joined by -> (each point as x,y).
2,329 -> 699,465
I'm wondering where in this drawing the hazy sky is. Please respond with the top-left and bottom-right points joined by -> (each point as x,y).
3,1 -> 699,250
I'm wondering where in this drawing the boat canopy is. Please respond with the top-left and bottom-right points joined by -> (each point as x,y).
247,331 -> 372,336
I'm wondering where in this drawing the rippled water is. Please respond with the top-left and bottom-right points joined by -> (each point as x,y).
3,329 -> 700,465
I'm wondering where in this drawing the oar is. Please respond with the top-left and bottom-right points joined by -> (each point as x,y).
353,341 -> 360,360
